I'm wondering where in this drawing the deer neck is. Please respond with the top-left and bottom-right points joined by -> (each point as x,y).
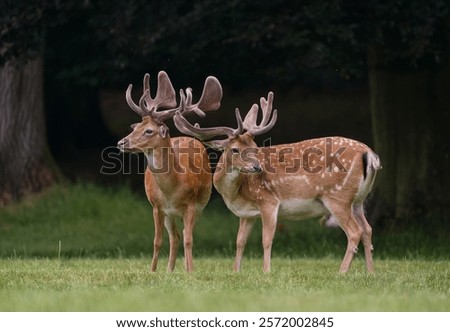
213,158 -> 245,202
145,138 -> 178,188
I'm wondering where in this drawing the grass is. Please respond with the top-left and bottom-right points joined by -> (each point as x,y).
0,183 -> 448,259
0,258 -> 448,311
0,183 -> 449,311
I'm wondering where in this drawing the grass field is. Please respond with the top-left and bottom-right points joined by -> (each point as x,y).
0,258 -> 448,311
0,184 -> 449,311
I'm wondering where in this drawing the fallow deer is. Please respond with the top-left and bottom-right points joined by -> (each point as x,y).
174,91 -> 381,273
117,71 -> 222,272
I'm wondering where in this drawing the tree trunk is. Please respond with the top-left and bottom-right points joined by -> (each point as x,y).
368,46 -> 450,226
0,57 -> 58,206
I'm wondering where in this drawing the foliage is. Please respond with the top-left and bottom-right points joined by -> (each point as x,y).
83,0 -> 450,86
0,258 -> 449,311
2,1 -> 448,87
0,0 -> 82,64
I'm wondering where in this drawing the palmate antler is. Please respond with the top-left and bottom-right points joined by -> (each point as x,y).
174,91 -> 278,142
126,71 -> 223,122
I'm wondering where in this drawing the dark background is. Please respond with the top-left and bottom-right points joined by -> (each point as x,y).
1,0 -> 449,233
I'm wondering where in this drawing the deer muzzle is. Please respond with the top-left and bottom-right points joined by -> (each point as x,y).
117,138 -> 129,151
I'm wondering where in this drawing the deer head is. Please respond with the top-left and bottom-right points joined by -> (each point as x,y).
174,92 -> 277,173
118,71 -> 223,153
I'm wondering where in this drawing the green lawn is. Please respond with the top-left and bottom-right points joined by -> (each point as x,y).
0,257 -> 448,311
0,183 -> 449,312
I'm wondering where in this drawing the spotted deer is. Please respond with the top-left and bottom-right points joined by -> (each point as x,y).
117,71 -> 222,272
174,91 -> 381,273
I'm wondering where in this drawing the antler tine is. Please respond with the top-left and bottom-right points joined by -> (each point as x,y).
140,71 -> 178,122
173,111 -> 236,142
139,89 -> 149,113
126,84 -> 148,117
142,73 -> 152,113
249,108 -> 277,136
259,91 -> 274,126
234,108 -> 245,136
196,76 -> 223,111
242,104 -> 259,129
182,76 -> 223,117
154,71 -> 177,109
242,91 -> 278,136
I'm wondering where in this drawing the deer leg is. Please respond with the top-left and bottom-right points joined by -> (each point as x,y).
150,208 -> 164,272
323,199 -> 363,273
353,204 -> 374,273
182,204 -> 196,272
260,205 -> 279,273
164,216 -> 180,272
234,217 -> 256,272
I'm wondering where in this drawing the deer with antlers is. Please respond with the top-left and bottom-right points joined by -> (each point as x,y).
117,71 -> 222,272
174,91 -> 381,273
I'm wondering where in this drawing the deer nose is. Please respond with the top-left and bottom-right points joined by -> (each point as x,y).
252,163 -> 262,173
117,138 -> 128,149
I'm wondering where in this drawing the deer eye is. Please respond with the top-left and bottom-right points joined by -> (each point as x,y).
145,128 -> 153,135
231,148 -> 239,154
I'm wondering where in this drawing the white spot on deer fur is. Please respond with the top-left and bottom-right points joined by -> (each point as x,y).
320,156 -> 324,161
349,142 -> 354,146
333,166 -> 339,172
321,173 -> 325,178
335,184 -> 342,190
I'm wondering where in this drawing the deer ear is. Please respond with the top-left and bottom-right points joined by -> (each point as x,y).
159,125 -> 169,138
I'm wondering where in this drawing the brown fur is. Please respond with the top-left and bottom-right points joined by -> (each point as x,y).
119,117 -> 212,272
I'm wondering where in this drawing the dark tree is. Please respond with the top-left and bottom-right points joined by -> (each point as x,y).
364,2 -> 450,224
1,2 -> 51,204
0,1 -> 81,204
0,57 -> 57,204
